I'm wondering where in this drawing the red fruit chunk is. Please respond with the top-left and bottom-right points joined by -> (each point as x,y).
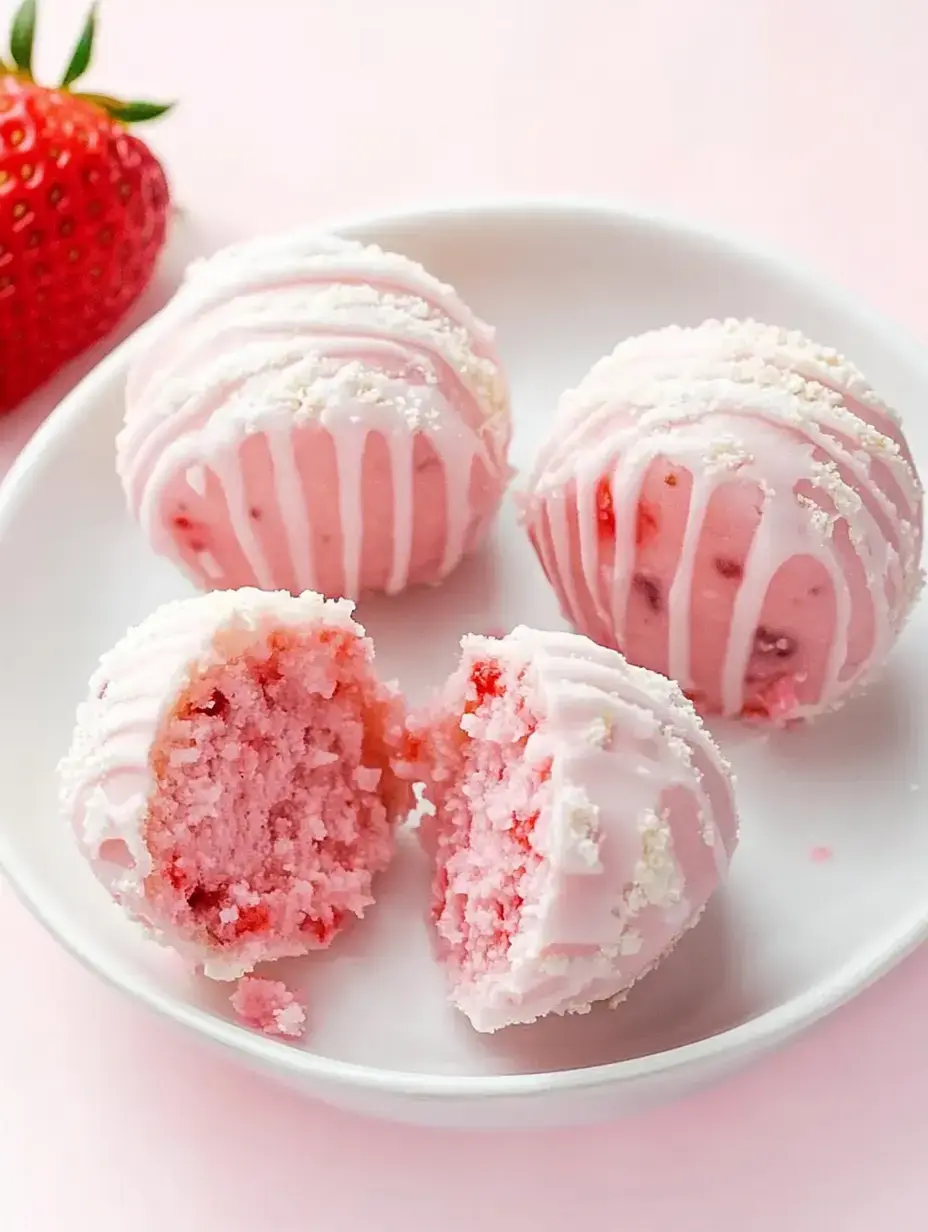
471,660 -> 504,702
715,557 -> 743,580
633,573 -> 662,613
596,482 -> 659,548
300,914 -> 341,945
596,476 -> 615,538
635,499 -> 658,546
753,627 -> 797,659
510,811 -> 538,853
186,886 -> 223,914
234,904 -> 270,936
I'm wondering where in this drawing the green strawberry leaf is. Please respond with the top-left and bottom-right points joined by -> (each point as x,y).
78,92 -> 175,123
9,0 -> 37,78
103,98 -> 175,123
61,2 -> 98,88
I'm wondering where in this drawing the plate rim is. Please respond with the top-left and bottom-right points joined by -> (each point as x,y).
1,194 -> 926,1102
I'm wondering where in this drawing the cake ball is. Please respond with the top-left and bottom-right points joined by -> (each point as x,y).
522,320 -> 924,724
117,231 -> 512,600
406,627 -> 738,1032
58,589 -> 411,979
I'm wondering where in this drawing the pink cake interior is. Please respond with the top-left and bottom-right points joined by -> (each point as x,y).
418,654 -> 551,992
142,625 -> 404,967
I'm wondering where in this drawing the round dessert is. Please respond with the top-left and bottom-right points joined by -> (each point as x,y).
58,588 -> 411,979
521,319 -> 924,724
406,626 -> 738,1032
117,231 -> 512,600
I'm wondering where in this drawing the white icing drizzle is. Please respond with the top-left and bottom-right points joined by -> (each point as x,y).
608,437 -> 655,645
548,492 -> 583,630
523,321 -> 924,722
209,447 -> 275,591
721,512 -> 778,715
197,550 -> 224,581
335,424 -> 368,599
186,465 -> 206,496
266,421 -> 314,593
118,233 -> 511,599
386,426 -> 415,595
667,471 -> 712,688
575,470 -> 603,638
169,240 -> 498,352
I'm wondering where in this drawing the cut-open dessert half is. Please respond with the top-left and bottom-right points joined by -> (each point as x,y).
406,626 -> 739,1032
59,588 -> 410,979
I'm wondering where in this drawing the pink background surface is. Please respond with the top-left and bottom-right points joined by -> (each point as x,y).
2,0 -> 927,1225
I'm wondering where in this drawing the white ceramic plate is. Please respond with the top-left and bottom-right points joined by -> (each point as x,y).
0,201 -> 926,1130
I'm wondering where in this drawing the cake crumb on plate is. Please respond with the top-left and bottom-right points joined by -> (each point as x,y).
231,976 -> 306,1038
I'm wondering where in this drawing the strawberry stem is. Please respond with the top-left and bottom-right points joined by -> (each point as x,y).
61,2 -> 97,88
2,0 -> 175,125
9,0 -> 37,79
76,92 -> 175,124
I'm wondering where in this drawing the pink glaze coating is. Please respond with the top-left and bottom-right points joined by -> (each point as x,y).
117,232 -> 512,599
57,588 -> 411,979
407,626 -> 738,1033
230,976 -> 306,1038
521,319 -> 924,724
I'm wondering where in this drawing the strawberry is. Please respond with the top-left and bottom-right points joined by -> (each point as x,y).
0,0 -> 173,412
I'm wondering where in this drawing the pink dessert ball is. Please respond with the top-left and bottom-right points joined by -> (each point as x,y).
58,588 -> 411,979
117,231 -> 512,600
406,626 -> 738,1032
521,319 -> 924,725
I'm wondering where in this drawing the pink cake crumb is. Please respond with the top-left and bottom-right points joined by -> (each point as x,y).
231,976 -> 306,1038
